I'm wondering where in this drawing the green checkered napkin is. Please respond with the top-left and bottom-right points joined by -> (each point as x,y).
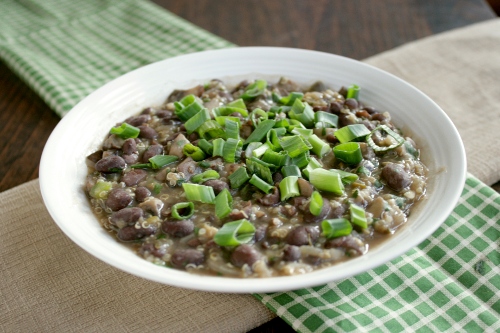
1,1 -> 499,332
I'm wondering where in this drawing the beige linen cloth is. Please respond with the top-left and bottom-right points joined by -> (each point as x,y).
1,19 -> 499,333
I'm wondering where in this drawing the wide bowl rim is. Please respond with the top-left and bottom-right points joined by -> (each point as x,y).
40,46 -> 466,293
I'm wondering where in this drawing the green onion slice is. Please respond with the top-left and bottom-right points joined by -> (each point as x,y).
289,151 -> 311,169
110,123 -> 140,139
245,142 -> 263,158
191,170 -> 220,183
346,84 -> 360,100
89,181 -> 112,199
213,106 -> 248,118
213,219 -> 256,246
228,166 -> 250,189
171,202 -> 195,220
279,92 -> 304,106
280,135 -> 311,158
182,183 -> 215,204
261,149 -> 287,167
333,142 -> 362,165
309,169 -> 344,195
244,120 -> 276,145
334,124 -> 371,143
329,169 -> 359,184
314,111 -> 339,128
212,138 -> 225,157
279,176 -> 300,201
308,134 -> 331,158
250,108 -> 269,127
366,125 -> 405,152
175,95 -> 204,121
214,188 -> 233,219
149,155 -> 179,169
302,156 -> 322,178
246,157 -> 274,184
222,138 -> 241,163
197,139 -> 214,155
227,98 -> 247,110
321,218 -> 353,239
241,79 -> 267,100
309,191 -> 323,216
350,203 -> 368,229
291,127 -> 313,138
281,165 -> 301,178
249,174 -> 274,194
185,108 -> 210,134
198,120 -> 226,140
225,119 -> 240,140
288,99 -> 315,128
183,143 -> 206,161
251,142 -> 270,158
215,116 -> 241,126
274,118 -> 289,128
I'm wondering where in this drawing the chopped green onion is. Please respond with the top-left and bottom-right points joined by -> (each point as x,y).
110,123 -> 140,139
314,111 -> 339,128
321,218 -> 353,239
329,169 -> 359,184
244,120 -> 276,145
182,183 -> 215,204
226,98 -> 247,110
308,134 -> 331,158
212,106 -> 248,118
356,165 -> 371,176
249,174 -> 274,194
366,125 -> 405,152
212,138 -> 225,157
171,202 -> 195,220
185,108 -> 210,134
333,142 -> 362,165
288,99 -> 315,128
183,143 -> 206,161
289,151 -> 311,169
214,188 -> 233,219
215,116 -> 241,126
246,157 -> 274,184
245,142 -> 263,158
302,156 -> 322,178
334,124 -> 371,143
309,168 -> 344,195
175,95 -> 204,121
197,120 -> 226,140
191,170 -> 220,183
309,191 -> 323,216
404,141 -> 419,159
89,181 -> 112,199
346,84 -> 360,100
274,118 -> 289,128
152,183 -> 163,195
291,127 -> 313,138
149,155 -> 179,169
279,92 -> 304,106
261,150 -> 288,167
288,119 -> 306,130
280,135 -> 311,158
281,165 -> 301,178
222,138 -> 241,163
130,163 -> 151,169
266,128 -> 286,150
228,166 -> 250,189
213,219 -> 256,246
241,79 -> 267,100
279,176 -> 300,201
225,119 -> 240,140
252,142 -> 270,158
250,108 -> 268,127
197,139 -> 213,155
350,203 -> 368,229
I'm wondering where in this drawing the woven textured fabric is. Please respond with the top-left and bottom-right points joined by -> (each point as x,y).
0,0 -> 234,117
255,174 -> 500,332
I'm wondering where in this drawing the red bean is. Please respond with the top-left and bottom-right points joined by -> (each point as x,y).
138,125 -> 158,140
125,114 -> 150,126
106,188 -> 132,211
286,226 -> 320,246
203,179 -> 229,195
230,244 -> 261,268
121,169 -> 148,186
110,207 -> 143,226
161,220 -> 194,238
283,245 -> 301,262
381,163 -> 411,192
171,249 -> 204,268
122,138 -> 137,155
142,144 -> 163,162
95,155 -> 126,173
135,186 -> 151,202
117,225 -> 157,241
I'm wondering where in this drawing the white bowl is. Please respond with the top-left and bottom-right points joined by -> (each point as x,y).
40,47 -> 466,293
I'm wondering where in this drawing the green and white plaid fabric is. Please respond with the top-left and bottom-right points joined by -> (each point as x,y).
0,0 -> 233,117
255,174 -> 500,332
1,1 -> 499,332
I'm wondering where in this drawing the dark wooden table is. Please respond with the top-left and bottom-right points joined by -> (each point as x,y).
0,1 -> 496,332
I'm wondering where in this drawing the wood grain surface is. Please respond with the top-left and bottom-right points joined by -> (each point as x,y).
0,1 -> 497,332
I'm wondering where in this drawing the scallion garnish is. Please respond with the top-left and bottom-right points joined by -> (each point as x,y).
183,143 -> 206,161
288,99 -> 315,128
171,202 -> 195,220
214,188 -> 233,219
251,142 -> 270,158
191,170 -> 220,183
334,124 -> 371,143
266,128 -> 285,151
246,157 -> 274,184
228,166 -> 250,189
250,108 -> 269,127
110,123 -> 140,139
309,191 -> 323,216
346,84 -> 360,100
244,120 -> 276,145
333,142 -> 362,165
185,108 -> 210,134
212,138 -> 225,157
213,106 -> 248,118
215,116 -> 241,126
308,134 -> 331,158
279,176 -> 300,201
280,135 -> 311,158
213,219 -> 256,246
182,183 -> 215,204
350,203 -> 368,229
149,155 -> 179,169
291,127 -> 313,138
279,92 -> 304,106
274,118 -> 289,128
261,149 -> 288,167
321,218 -> 353,238
289,151 -> 311,169
309,169 -> 344,195
175,95 -> 204,121
329,169 -> 359,184
89,181 -> 112,199
227,98 -> 247,110
366,125 -> 405,152
222,138 -> 241,163
225,119 -> 240,141
241,79 -> 267,100
197,120 -> 226,140
281,165 -> 301,178
245,142 -> 262,158
197,139 -> 214,155
314,111 -> 339,128
249,174 -> 274,194
302,156 -> 322,178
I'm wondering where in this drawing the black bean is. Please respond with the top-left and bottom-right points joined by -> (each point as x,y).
121,169 -> 148,186
258,187 -> 280,206
122,153 -> 139,165
325,235 -> 365,255
203,179 -> 229,195
344,98 -> 358,110
138,125 -> 158,140
122,138 -> 137,155
125,114 -> 150,126
95,155 -> 126,173
156,110 -> 174,119
135,186 -> 151,202
117,225 -> 157,242
161,220 -> 194,238
171,249 -> 204,268
110,207 -> 143,226
230,244 -> 261,268
286,226 -> 320,246
106,188 -> 132,211
330,101 -> 343,114
381,163 -> 411,192
283,245 -> 301,262
142,144 -> 163,162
